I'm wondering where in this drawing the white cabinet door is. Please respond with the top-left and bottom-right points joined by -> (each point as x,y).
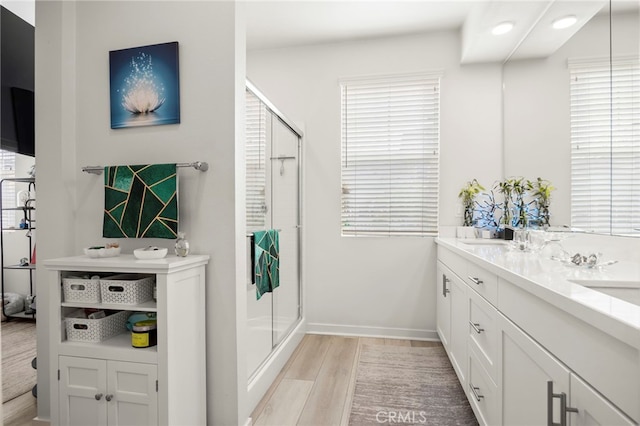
59,357 -> 158,426
107,361 -> 158,426
59,356 -> 108,426
570,374 -> 635,426
449,271 -> 468,386
499,314 -> 571,426
436,262 -> 451,349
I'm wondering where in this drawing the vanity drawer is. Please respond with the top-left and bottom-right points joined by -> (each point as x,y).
438,246 -> 467,279
465,262 -> 498,305
468,289 -> 499,382
468,346 -> 498,426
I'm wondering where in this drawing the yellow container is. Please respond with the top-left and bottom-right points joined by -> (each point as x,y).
131,319 -> 157,348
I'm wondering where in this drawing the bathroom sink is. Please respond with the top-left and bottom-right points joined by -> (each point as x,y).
458,239 -> 508,246
569,279 -> 640,306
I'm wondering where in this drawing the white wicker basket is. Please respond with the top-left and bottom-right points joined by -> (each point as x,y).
99,274 -> 155,305
65,310 -> 128,343
62,277 -> 101,303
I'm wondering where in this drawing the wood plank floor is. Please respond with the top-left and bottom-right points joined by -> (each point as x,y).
251,334 -> 441,426
2,334 -> 440,426
2,319 -> 38,426
3,391 -> 36,426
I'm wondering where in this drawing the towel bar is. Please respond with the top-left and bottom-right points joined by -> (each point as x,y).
246,229 -> 282,237
82,162 -> 209,175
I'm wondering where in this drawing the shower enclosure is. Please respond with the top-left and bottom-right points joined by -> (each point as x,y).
245,81 -> 303,405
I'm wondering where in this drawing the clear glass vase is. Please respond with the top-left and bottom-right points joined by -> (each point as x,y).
174,232 -> 190,257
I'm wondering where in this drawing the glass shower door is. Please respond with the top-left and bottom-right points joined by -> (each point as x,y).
245,88 -> 301,379
245,90 -> 272,377
271,117 -> 300,346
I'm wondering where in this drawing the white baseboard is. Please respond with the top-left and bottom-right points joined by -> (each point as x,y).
306,322 -> 439,341
31,417 -> 50,426
243,417 -> 253,426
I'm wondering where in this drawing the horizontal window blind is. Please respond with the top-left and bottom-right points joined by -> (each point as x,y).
569,57 -> 640,236
340,73 -> 440,236
246,89 -> 267,229
0,150 -> 16,227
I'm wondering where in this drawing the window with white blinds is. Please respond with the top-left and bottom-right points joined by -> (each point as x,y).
569,57 -> 640,236
246,89 -> 267,229
340,73 -> 440,237
0,150 -> 16,227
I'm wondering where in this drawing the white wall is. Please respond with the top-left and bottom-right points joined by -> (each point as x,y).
503,11 -> 640,227
36,1 -> 248,424
248,31 -> 503,338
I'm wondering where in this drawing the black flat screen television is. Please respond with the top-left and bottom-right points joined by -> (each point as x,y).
1,6 -> 35,157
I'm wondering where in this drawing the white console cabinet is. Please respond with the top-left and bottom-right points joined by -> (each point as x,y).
45,254 -> 209,426
436,243 -> 637,426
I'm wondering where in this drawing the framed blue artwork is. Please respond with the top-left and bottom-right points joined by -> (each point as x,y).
109,41 -> 180,129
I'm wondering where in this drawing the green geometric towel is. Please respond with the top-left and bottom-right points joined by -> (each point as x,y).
254,229 -> 279,300
103,163 -> 178,239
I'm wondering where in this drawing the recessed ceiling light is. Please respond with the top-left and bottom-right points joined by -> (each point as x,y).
552,15 -> 577,29
492,22 -> 514,36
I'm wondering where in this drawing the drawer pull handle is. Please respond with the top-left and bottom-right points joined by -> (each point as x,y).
547,381 -> 578,426
105,394 -> 113,402
469,383 -> 484,402
469,322 -> 484,334
95,393 -> 103,401
442,275 -> 450,297
468,276 -> 483,285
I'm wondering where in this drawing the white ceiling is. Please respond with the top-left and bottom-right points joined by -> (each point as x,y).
245,1 -> 478,50
3,0 -> 636,64
245,0 -> 639,63
0,0 -> 35,26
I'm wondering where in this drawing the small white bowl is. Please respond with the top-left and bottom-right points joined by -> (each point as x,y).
133,247 -> 168,260
84,246 -> 121,258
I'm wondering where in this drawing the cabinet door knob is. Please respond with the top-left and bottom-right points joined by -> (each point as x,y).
105,394 -> 113,402
95,393 -> 103,401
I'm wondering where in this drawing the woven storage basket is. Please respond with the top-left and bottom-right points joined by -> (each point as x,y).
65,310 -> 128,343
100,274 -> 155,305
62,277 -> 101,303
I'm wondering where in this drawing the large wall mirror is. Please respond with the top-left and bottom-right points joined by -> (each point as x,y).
503,1 -> 639,236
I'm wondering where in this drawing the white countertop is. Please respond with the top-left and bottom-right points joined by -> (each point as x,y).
43,253 -> 210,274
436,237 -> 640,349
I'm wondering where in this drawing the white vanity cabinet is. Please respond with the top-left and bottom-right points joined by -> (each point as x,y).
436,262 -> 451,349
498,312 -> 571,426
436,241 -> 637,426
45,254 -> 209,426
570,373 -> 636,426
499,313 -> 635,426
436,260 -> 468,387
